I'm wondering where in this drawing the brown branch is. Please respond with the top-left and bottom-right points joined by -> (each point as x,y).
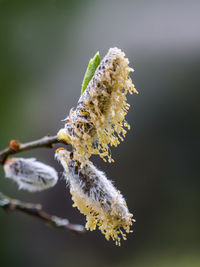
0,192 -> 85,234
0,135 -> 67,165
0,135 -> 81,234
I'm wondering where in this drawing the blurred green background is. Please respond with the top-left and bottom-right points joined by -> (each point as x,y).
0,0 -> 199,266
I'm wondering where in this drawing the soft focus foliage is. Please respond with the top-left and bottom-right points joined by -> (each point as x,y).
0,0 -> 199,267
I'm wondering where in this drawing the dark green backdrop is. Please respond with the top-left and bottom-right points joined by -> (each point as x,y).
0,0 -> 199,266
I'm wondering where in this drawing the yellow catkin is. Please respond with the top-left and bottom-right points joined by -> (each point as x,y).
57,47 -> 138,164
55,148 -> 135,246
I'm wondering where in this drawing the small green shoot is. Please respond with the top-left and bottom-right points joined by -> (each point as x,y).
81,51 -> 101,94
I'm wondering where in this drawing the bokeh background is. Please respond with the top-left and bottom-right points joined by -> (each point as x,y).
0,0 -> 200,266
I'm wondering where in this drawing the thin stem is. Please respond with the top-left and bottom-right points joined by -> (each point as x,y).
0,192 -> 85,234
0,135 -> 67,165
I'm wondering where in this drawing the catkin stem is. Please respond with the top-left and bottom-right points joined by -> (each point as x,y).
0,135 -> 68,165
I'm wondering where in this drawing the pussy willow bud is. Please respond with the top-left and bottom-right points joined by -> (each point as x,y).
55,148 -> 135,246
57,47 -> 138,164
4,158 -> 58,192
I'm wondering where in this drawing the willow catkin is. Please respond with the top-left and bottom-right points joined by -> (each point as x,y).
4,158 -> 58,192
57,47 -> 138,164
55,148 -> 135,246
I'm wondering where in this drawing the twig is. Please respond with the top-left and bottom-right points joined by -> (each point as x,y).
0,135 -> 67,165
0,135 -> 80,234
0,192 -> 85,234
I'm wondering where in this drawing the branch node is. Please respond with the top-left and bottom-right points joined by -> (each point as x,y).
9,140 -> 20,152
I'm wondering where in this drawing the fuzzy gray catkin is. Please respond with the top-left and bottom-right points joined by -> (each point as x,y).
57,47 -> 138,164
55,148 -> 134,246
4,158 -> 58,192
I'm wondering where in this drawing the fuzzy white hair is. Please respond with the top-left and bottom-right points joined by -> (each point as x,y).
4,158 -> 58,192
55,148 -> 134,246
